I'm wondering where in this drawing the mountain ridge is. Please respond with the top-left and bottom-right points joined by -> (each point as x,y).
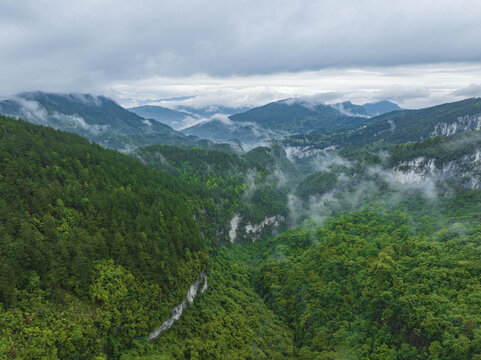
0,91 -> 243,152
183,98 -> 402,147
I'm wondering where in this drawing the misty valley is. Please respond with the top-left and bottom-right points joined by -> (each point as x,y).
2,92 -> 481,360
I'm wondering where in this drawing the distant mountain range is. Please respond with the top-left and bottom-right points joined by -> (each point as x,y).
128,99 -> 402,149
0,92 -> 240,152
14,91 -> 477,156
175,105 -> 250,119
230,99 -> 401,132
127,105 -> 192,129
280,97 -> 481,154
182,99 -> 402,148
332,100 -> 402,117
0,93 -> 404,151
129,104 -> 249,130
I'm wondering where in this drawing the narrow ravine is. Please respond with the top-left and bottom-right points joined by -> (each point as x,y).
148,271 -> 208,341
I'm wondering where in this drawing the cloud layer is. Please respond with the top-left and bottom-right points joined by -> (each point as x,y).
1,1 -> 481,106
114,64 -> 481,109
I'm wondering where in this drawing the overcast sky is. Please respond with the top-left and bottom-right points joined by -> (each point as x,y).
1,0 -> 481,108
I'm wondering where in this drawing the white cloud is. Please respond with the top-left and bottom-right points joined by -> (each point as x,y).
109,63 -> 481,109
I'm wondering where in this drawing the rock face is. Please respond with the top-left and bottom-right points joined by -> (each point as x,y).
391,152 -> 481,191
392,157 -> 436,184
245,215 -> 285,242
431,114 -> 481,137
229,213 -> 285,243
285,146 -> 323,160
285,145 -> 336,161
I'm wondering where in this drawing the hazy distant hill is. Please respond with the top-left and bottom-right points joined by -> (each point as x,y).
333,100 -> 402,117
175,105 -> 249,118
183,99 -> 401,147
128,105 -> 191,129
230,99 -> 348,133
0,92 -> 239,151
129,104 -> 249,129
181,118 -> 286,149
361,100 -> 402,115
229,99 -> 402,133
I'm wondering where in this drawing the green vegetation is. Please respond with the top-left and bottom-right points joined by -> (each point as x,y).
0,116 -> 207,358
123,249 -> 295,359
0,92 -> 241,152
388,131 -> 481,167
229,100 -> 367,134
281,97 -> 481,153
255,210 -> 481,359
3,94 -> 481,360
296,171 -> 338,199
134,145 -> 294,243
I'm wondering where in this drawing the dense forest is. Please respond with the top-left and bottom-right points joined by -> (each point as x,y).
256,210 -> 481,359
133,145 -> 293,243
2,93 -> 481,359
0,116 -> 208,358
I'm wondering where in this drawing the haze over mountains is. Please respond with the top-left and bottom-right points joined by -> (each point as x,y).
0,92 -> 243,152
3,91 -> 480,159
0,91 -> 404,151
133,97 -> 404,149
129,103 -> 249,130
127,105 -> 192,129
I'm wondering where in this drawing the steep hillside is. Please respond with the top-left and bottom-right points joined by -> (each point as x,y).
136,120 -> 481,358
132,145 -> 298,243
127,249 -> 296,359
282,97 -> 481,153
0,115 -> 208,358
255,210 -> 481,359
0,92 -> 198,151
230,99 -> 350,133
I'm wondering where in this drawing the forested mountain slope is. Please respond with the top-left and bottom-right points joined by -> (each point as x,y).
0,92 -> 215,151
282,97 -> 481,154
4,95 -> 481,360
0,115 -> 299,359
0,115 -> 208,358
255,210 -> 481,359
133,145 -> 298,243
229,99 -> 400,133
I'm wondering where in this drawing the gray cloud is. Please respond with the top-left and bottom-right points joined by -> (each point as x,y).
452,84 -> 481,97
1,0 -> 481,98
